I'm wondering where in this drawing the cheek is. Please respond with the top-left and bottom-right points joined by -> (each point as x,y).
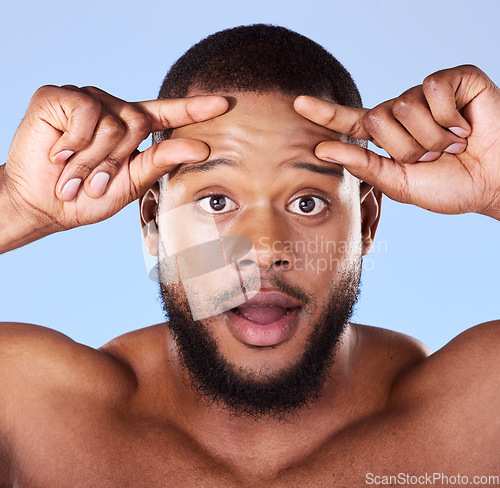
335,182 -> 363,256
159,180 -> 190,211
298,202 -> 362,280
332,212 -> 363,273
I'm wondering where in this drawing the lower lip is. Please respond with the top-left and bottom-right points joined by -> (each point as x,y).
226,308 -> 300,347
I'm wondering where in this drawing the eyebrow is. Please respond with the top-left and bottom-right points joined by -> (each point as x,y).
174,158 -> 343,179
174,158 -> 237,178
288,161 -> 344,178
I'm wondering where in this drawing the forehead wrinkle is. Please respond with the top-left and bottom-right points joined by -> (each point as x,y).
184,113 -> 339,145
287,123 -> 341,141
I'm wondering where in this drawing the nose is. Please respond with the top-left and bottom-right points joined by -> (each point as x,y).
227,207 -> 294,272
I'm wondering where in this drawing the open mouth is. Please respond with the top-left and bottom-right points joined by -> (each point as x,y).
225,291 -> 302,347
232,305 -> 294,324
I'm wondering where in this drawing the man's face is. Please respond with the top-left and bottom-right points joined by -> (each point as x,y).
157,91 -> 367,419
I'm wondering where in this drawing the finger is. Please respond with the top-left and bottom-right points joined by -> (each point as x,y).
127,138 -> 211,200
83,131 -> 146,199
293,96 -> 371,140
77,87 -> 154,198
315,141 -> 474,213
34,86 -> 102,164
421,66 -> 488,137
315,141 -> 414,203
362,102 -> 428,163
392,86 -> 467,156
136,96 -> 229,132
80,90 -> 228,198
55,110 -> 126,201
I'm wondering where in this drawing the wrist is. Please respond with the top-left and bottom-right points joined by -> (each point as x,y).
480,193 -> 500,221
0,165 -> 59,253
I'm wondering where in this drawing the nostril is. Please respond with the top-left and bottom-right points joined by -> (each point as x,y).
238,259 -> 255,267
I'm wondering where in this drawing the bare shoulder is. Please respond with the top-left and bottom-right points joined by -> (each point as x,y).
394,319 -> 500,395
354,320 -> 500,396
100,323 -> 170,381
433,318 -> 500,365
343,323 -> 431,411
388,320 -> 500,460
352,321 -> 499,469
0,321 -> 136,402
351,322 -> 432,375
352,322 -> 432,354
0,322 -> 138,484
391,319 -> 500,397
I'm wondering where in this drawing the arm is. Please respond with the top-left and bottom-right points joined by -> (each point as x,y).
0,321 -> 137,482
0,87 -> 228,480
1,86 -> 228,254
0,165 -> 56,253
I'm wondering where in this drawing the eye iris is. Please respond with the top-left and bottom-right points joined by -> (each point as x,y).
299,197 -> 315,213
210,196 -> 226,211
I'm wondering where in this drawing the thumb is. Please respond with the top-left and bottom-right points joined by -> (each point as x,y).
128,138 -> 210,199
316,141 -> 413,204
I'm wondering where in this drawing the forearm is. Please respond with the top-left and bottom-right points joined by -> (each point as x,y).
0,165 -> 56,254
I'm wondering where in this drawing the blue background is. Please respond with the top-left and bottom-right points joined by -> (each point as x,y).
1,0 -> 498,351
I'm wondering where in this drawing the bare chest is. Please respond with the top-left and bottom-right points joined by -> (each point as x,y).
11,408 -> 499,488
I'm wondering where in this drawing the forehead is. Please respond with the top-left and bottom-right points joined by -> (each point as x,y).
165,91 -> 361,196
171,91 -> 341,152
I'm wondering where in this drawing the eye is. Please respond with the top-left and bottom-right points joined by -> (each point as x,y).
287,196 -> 327,216
197,195 -> 238,214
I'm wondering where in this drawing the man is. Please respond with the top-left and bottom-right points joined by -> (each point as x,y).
0,24 -> 498,487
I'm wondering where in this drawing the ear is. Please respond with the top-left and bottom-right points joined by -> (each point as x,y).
139,182 -> 160,256
360,182 -> 382,256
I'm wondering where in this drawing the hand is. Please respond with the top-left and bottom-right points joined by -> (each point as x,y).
1,85 -> 228,233
294,65 -> 500,219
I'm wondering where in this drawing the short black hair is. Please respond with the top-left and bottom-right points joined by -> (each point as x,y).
153,24 -> 364,145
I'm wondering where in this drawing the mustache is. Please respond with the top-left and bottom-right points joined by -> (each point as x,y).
214,273 -> 313,311
268,274 -> 313,306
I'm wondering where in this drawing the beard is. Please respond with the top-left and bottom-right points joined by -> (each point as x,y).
159,260 -> 361,422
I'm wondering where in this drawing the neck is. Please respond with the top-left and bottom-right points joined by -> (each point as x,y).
166,324 -> 360,454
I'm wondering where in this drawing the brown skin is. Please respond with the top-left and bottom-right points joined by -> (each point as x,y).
0,66 -> 499,487
152,91 -> 377,374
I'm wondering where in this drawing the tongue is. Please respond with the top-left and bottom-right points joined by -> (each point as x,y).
236,306 -> 289,325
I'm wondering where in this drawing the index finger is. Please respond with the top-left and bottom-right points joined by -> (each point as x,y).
136,96 -> 229,132
294,95 -> 371,140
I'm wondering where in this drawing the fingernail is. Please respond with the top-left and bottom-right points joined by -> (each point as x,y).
53,150 -> 74,164
90,172 -> 110,197
317,156 -> 341,164
449,127 -> 469,138
418,151 -> 441,162
61,178 -> 82,201
444,142 -> 466,154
